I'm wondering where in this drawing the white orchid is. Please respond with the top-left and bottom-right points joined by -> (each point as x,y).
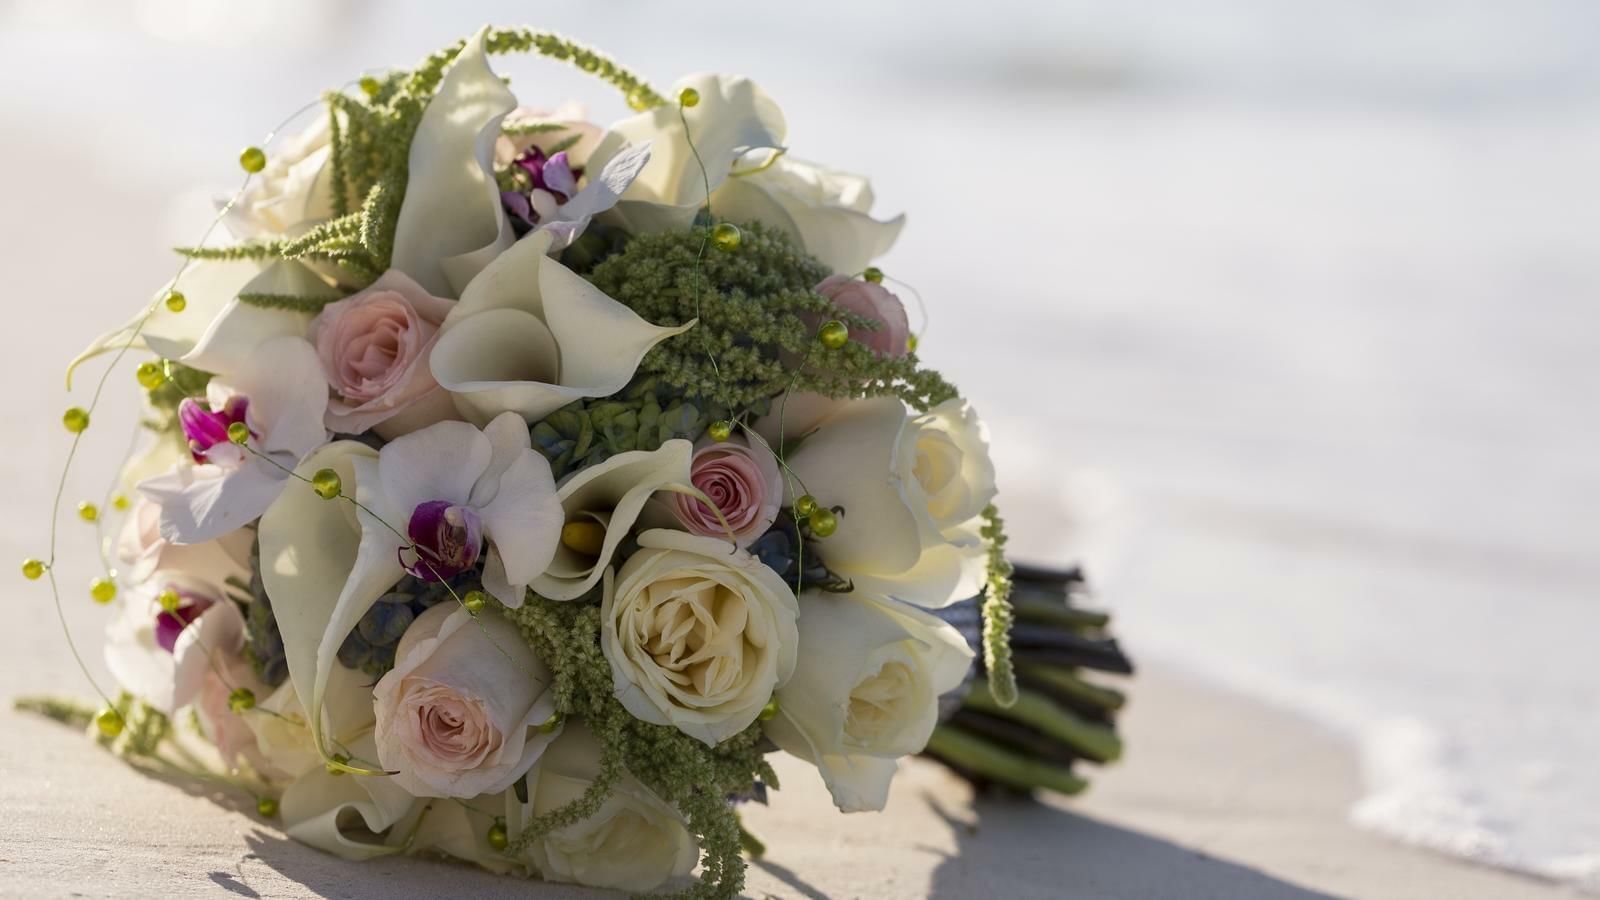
257,416 -> 560,776
430,230 -> 693,426
103,571 -> 246,715
138,335 -> 328,545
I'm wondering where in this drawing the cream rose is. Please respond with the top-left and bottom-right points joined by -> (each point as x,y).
711,155 -> 904,275
373,603 -> 560,798
514,724 -> 698,892
224,116 -> 338,240
785,397 -> 998,608
602,530 -> 799,746
764,591 -> 972,812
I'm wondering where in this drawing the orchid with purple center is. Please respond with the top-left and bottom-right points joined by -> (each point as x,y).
140,336 -> 329,545
308,413 -> 562,630
179,395 -> 251,462
103,574 -> 246,715
403,500 -> 485,581
153,588 -> 215,652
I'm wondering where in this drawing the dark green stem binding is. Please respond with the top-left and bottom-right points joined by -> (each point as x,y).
924,563 -> 1134,798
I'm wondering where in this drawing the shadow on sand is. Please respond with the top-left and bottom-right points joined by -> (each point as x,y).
922,790 -> 1340,900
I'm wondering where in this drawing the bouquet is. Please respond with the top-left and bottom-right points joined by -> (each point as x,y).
18,26 -> 1129,898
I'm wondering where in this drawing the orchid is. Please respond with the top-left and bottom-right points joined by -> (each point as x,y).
139,335 -> 328,545
390,28 -> 652,299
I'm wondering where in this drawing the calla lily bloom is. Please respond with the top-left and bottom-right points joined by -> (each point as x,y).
390,27 -> 651,299
430,230 -> 693,426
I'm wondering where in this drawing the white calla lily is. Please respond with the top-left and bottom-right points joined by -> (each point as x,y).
390,27 -> 517,297
530,439 -> 693,601
138,336 -> 329,544
280,733 -> 420,861
590,73 -> 786,233
431,230 -> 693,425
712,156 -> 905,275
764,590 -> 972,812
69,259 -> 329,388
258,440 -> 389,763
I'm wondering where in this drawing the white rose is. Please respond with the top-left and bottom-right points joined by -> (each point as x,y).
602,530 -> 799,747
516,724 -> 698,892
224,115 -> 338,240
712,155 -> 905,275
373,602 -> 560,798
764,591 -> 973,812
785,396 -> 998,607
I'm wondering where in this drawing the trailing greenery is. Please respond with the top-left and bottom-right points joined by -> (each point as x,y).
979,505 -> 1019,707
585,223 -> 960,414
505,596 -> 773,900
177,27 -> 666,287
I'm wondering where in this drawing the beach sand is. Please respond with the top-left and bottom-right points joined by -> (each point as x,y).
0,665 -> 1574,899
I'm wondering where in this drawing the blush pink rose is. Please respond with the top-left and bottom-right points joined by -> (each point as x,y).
311,270 -> 456,436
813,274 -> 911,358
671,436 -> 783,548
373,603 -> 560,798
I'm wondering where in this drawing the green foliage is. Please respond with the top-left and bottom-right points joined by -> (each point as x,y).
143,362 -> 214,435
529,377 -> 756,481
585,223 -> 961,414
177,27 -> 666,287
979,505 -> 1019,707
506,596 -> 772,900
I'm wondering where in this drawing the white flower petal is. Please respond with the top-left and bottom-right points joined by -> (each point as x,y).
281,733 -> 419,861
844,538 -> 988,609
390,27 -> 517,296
477,451 -> 561,601
258,442 -> 403,758
141,459 -> 287,545
540,259 -> 693,392
593,73 -> 786,212
179,261 -> 332,374
539,141 -> 652,249
221,336 -> 329,461
377,420 -> 493,514
434,232 -> 691,424
67,260 -> 261,387
532,440 -> 693,601
784,396 -> 923,573
170,598 -> 246,710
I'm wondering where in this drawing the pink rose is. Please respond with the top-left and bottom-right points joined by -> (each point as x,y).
813,274 -> 911,358
671,436 -> 783,548
311,270 -> 456,436
373,603 -> 561,798
195,658 -> 286,779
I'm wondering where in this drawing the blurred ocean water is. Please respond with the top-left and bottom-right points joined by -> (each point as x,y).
2,0 -> 1597,888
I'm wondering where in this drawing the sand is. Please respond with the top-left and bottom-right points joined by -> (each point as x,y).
0,664 -> 1575,899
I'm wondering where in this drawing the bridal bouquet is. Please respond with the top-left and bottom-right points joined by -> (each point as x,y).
17,26 -> 1126,898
